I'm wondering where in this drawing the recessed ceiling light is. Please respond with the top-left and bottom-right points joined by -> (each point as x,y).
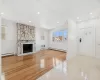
57,22 -> 59,23
29,21 -> 31,23
90,13 -> 92,15
1,12 -> 4,15
77,17 -> 80,19
37,12 -> 40,14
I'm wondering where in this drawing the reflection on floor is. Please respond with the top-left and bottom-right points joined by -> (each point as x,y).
2,50 -> 66,80
67,56 -> 100,80
37,55 -> 100,80
37,60 -> 67,80
2,50 -> 100,80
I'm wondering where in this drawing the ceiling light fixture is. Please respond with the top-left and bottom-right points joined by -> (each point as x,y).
1,12 -> 4,15
90,13 -> 92,15
57,22 -> 59,23
29,21 -> 31,23
37,12 -> 40,14
77,17 -> 80,19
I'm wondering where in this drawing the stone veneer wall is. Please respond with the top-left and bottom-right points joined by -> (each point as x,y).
17,23 -> 35,40
17,23 -> 36,55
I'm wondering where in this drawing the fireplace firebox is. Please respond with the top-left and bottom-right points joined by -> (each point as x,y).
23,44 -> 33,53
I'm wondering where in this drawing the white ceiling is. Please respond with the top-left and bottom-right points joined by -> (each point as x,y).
1,0 -> 100,29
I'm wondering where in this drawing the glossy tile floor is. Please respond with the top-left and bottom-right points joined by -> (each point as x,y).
37,60 -> 67,80
67,56 -> 100,80
37,55 -> 100,80
2,50 -> 66,80
2,50 -> 100,80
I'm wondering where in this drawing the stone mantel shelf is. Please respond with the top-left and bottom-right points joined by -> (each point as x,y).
17,40 -> 35,42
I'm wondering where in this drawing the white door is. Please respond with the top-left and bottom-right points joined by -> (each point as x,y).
78,27 -> 95,56
96,27 -> 100,58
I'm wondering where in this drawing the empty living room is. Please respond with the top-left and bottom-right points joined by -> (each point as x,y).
1,0 -> 100,80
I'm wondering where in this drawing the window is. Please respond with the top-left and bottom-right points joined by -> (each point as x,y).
52,30 -> 68,42
63,30 -> 68,40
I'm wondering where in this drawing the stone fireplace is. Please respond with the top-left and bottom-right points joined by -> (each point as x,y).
17,23 -> 36,56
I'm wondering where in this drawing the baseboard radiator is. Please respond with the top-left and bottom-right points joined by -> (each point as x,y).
2,53 -> 15,57
48,47 -> 66,52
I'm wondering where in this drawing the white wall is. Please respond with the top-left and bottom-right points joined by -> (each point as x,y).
67,20 -> 78,60
1,19 -> 49,54
35,27 -> 49,51
1,19 -> 17,55
49,27 -> 68,51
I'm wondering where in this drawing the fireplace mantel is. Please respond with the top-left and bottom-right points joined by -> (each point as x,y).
17,41 -> 36,56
